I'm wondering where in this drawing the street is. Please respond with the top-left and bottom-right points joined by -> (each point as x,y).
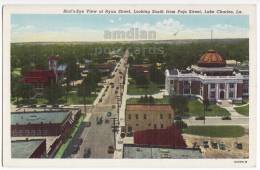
63,50 -> 128,158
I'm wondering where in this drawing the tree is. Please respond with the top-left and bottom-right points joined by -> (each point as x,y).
44,81 -> 64,105
170,96 -> 189,115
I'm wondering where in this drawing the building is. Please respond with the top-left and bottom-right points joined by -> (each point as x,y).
93,63 -> 115,74
125,104 -> 175,135
165,50 -> 249,102
123,144 -> 203,159
134,125 -> 186,148
11,110 -> 80,138
11,139 -> 46,158
22,55 -> 66,88
129,64 -> 150,77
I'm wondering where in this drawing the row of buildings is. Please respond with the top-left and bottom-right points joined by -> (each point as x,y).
11,108 -> 81,158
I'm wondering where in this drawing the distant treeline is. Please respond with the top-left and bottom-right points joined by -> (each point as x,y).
11,38 -> 249,73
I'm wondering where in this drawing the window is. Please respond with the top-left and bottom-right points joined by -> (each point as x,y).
136,114 -> 138,119
160,114 -> 163,119
220,83 -> 225,89
229,83 -> 234,88
161,124 -> 164,128
144,114 -> 147,119
128,114 -> 131,120
170,80 -> 174,84
148,123 -> 151,126
168,114 -> 172,119
154,124 -> 157,129
210,83 -> 215,89
229,91 -> 234,98
136,123 -> 139,127
210,91 -> 215,99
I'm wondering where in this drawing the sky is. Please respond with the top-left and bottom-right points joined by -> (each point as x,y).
11,14 -> 249,42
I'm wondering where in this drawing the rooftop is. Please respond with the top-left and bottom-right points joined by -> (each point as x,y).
197,50 -> 226,67
134,125 -> 186,148
11,111 -> 70,125
123,144 -> 203,159
11,139 -> 45,158
126,104 -> 174,113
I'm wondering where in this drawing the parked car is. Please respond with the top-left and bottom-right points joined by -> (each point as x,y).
52,104 -> 59,108
195,116 -> 205,120
72,144 -> 80,154
222,116 -> 231,120
219,142 -> 226,150
203,141 -> 209,148
107,145 -> 114,154
174,115 -> 182,121
76,138 -> 83,145
96,116 -> 103,125
40,104 -> 47,108
235,143 -> 243,149
83,148 -> 91,158
211,142 -> 218,149
86,121 -> 91,127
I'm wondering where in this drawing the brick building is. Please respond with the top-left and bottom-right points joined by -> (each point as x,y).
11,110 -> 80,138
125,104 -> 175,134
165,50 -> 249,102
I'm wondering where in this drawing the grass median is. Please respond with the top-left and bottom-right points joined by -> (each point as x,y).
182,125 -> 245,138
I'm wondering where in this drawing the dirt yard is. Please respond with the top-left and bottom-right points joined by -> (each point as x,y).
182,133 -> 249,158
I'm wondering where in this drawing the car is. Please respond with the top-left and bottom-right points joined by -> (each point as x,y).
195,116 -> 205,120
222,116 -> 231,120
107,145 -> 114,154
86,121 -> 91,127
52,104 -> 59,108
17,104 -> 23,108
72,144 -> 80,154
96,116 -> 103,125
83,148 -> 91,158
219,142 -> 226,150
203,141 -> 209,148
107,112 -> 112,117
40,104 -> 47,108
174,115 -> 182,121
76,138 -> 83,145
211,142 -> 218,149
30,104 -> 37,108
235,143 -> 243,149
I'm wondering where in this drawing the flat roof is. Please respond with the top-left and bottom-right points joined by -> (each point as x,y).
123,144 -> 203,159
11,111 -> 70,125
126,104 -> 173,113
11,139 -> 45,158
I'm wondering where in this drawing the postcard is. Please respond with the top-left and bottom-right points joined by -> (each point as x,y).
1,3 -> 257,168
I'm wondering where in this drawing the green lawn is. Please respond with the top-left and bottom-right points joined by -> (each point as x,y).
59,93 -> 97,105
182,126 -> 245,137
127,96 -> 170,104
54,114 -> 84,158
184,99 -> 230,117
234,104 -> 249,116
127,82 -> 163,95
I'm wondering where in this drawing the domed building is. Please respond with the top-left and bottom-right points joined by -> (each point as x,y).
165,50 -> 249,102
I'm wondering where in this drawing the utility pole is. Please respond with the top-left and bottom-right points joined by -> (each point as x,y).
111,117 -> 119,149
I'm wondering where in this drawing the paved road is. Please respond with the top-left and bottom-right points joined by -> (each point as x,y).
63,50 -> 128,158
183,116 -> 249,127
